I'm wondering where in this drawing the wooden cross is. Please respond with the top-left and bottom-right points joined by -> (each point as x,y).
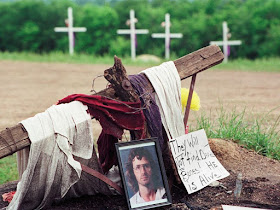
0,45 -> 224,192
117,10 -> 149,60
151,13 -> 183,59
54,7 -> 87,55
210,21 -> 241,63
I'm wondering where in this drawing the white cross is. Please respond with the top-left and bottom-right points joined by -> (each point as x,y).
151,13 -> 183,59
210,21 -> 241,63
54,7 -> 87,55
117,10 -> 149,60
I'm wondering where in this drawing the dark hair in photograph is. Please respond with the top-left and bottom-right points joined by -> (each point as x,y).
125,147 -> 163,193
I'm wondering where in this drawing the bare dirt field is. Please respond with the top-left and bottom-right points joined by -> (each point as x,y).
0,60 -> 279,209
1,60 -> 280,132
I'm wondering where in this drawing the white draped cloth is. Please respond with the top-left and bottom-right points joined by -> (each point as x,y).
8,101 -> 94,210
142,61 -> 185,140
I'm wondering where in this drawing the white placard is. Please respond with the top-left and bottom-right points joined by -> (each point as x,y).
169,129 -> 230,194
222,205 -> 269,210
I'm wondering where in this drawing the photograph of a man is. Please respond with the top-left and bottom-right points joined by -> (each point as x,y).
125,147 -> 167,206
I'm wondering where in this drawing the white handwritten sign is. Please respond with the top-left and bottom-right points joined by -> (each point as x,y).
169,129 -> 230,194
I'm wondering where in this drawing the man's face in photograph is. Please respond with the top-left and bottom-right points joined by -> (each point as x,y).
132,156 -> 152,187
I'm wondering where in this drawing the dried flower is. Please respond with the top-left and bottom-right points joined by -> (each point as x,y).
181,88 -> 201,113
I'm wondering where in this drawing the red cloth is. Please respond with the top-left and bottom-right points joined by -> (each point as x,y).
97,131 -> 118,173
2,191 -> 16,203
57,94 -> 145,138
58,94 -> 145,173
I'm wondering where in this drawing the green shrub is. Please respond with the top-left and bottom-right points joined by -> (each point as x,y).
1,0 -> 280,59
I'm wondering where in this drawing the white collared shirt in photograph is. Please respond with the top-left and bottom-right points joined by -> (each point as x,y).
130,187 -> 167,208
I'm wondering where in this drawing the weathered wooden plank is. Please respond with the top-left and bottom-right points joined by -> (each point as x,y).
175,45 -> 223,80
92,45 -> 223,100
104,56 -> 138,102
0,45 -> 224,159
96,45 -> 223,98
0,124 -> 29,159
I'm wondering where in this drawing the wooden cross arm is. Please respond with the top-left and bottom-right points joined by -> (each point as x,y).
175,45 -> 223,80
97,45 -> 223,99
0,45 -> 223,159
0,124 -> 29,159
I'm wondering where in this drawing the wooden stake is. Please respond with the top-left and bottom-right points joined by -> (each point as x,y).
184,74 -> 197,128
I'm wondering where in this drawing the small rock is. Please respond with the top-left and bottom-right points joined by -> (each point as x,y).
136,54 -> 161,63
167,203 -> 190,209
208,180 -> 220,187
210,206 -> 223,210
226,190 -> 232,194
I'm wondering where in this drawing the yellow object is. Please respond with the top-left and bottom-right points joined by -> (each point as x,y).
181,88 -> 201,113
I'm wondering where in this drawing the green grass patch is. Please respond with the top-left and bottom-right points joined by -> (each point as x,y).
213,57 -> 280,72
0,154 -> 18,185
1,51 -> 280,72
0,51 -> 162,67
1,107 -> 279,185
192,107 -> 280,160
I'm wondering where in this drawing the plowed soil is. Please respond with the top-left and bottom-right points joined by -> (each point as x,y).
0,60 -> 279,209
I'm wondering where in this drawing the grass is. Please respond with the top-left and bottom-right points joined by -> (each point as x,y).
0,154 -> 18,185
191,107 -> 280,160
1,51 -> 280,72
213,57 -> 280,72
0,51 -> 163,67
1,107 -> 279,184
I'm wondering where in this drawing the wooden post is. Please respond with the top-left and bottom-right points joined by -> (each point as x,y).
183,74 -> 197,128
103,56 -> 139,102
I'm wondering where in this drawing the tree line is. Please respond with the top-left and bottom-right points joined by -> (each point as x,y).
0,0 -> 279,59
